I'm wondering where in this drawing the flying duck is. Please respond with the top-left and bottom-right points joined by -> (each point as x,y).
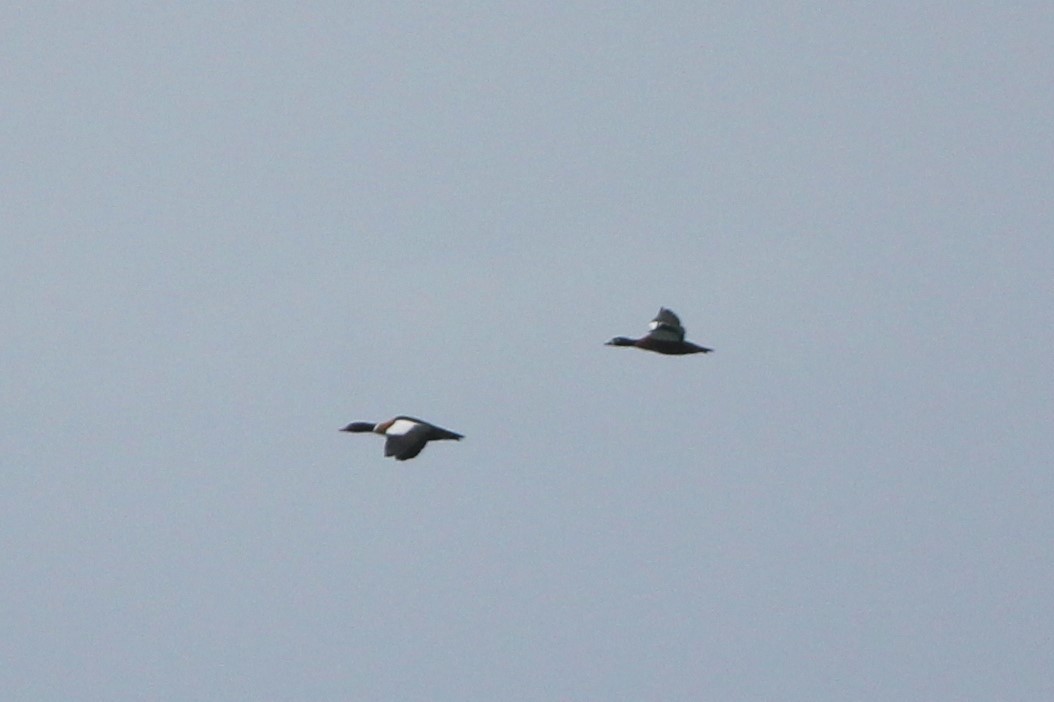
606,307 -> 713,355
340,416 -> 463,461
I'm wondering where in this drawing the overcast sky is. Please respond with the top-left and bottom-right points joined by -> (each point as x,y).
3,3 -> 1053,700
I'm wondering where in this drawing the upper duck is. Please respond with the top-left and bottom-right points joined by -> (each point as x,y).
606,307 -> 713,355
340,416 -> 463,461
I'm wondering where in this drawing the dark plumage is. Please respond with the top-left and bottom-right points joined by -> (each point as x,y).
606,307 -> 713,355
340,416 -> 463,461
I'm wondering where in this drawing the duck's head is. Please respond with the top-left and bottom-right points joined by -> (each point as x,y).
605,336 -> 636,347
340,422 -> 377,433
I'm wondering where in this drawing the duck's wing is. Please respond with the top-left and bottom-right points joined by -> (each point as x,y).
386,436 -> 427,460
383,418 -> 462,460
379,418 -> 424,460
646,307 -> 686,342
384,426 -> 429,460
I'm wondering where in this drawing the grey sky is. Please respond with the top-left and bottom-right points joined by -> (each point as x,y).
3,3 -> 1053,700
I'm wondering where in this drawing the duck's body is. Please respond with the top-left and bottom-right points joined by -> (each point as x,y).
341,416 -> 463,461
606,308 -> 713,355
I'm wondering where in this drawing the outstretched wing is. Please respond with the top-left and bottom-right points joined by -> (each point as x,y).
646,307 -> 685,342
384,424 -> 430,460
383,417 -> 463,460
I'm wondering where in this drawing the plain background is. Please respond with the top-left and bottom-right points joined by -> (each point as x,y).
3,3 -> 1053,700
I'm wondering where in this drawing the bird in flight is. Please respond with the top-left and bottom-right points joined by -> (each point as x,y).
605,308 -> 713,355
340,416 -> 463,461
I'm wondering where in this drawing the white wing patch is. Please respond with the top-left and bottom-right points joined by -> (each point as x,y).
385,418 -> 421,435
